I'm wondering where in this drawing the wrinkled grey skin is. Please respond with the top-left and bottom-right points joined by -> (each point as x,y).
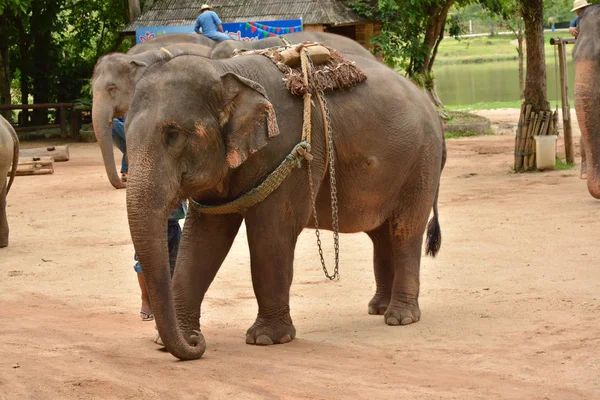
573,4 -> 600,197
91,43 -> 212,189
0,115 -> 19,247
124,52 -> 445,360
210,31 -> 376,59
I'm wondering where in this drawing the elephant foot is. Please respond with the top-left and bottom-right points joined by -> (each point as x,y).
246,315 -> 296,345
368,294 -> 390,315
384,297 -> 421,326
580,172 -> 588,180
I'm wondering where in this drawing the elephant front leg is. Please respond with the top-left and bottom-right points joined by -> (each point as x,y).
172,210 -> 243,340
0,182 -> 8,248
244,211 -> 301,346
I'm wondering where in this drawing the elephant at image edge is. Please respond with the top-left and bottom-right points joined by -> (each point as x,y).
91,42 -> 212,189
0,115 -> 19,248
124,51 -> 445,360
573,4 -> 600,198
210,31 -> 376,59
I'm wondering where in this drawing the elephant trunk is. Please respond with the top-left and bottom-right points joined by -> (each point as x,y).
575,60 -> 600,199
91,100 -> 126,189
126,172 -> 205,361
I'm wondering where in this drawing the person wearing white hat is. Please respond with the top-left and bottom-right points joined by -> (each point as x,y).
569,0 -> 591,38
194,4 -> 231,42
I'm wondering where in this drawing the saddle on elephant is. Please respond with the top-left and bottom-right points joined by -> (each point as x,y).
231,41 -> 367,96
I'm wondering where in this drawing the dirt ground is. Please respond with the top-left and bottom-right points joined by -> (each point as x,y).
1,109 -> 598,399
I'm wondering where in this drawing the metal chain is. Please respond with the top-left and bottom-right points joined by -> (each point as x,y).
304,52 -> 340,280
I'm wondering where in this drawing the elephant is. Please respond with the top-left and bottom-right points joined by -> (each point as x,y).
123,48 -> 446,360
573,4 -> 600,197
0,115 -> 19,248
210,31 -> 376,60
127,33 -> 217,55
91,43 -> 212,189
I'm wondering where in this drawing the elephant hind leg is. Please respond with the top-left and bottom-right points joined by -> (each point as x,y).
381,175 -> 439,326
0,181 -> 8,248
366,222 -> 395,315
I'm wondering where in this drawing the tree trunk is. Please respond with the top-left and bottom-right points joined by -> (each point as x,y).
515,0 -> 554,172
127,0 -> 141,23
520,0 -> 550,112
31,1 -> 59,125
0,15 -> 11,121
0,43 -> 11,121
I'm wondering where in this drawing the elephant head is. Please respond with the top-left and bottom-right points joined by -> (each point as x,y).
124,56 -> 280,360
91,44 -> 211,189
573,4 -> 600,198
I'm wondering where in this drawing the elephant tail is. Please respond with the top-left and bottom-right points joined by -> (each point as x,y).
425,185 -> 441,257
425,139 -> 445,257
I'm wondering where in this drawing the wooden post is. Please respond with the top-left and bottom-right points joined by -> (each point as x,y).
59,106 -> 68,138
557,40 -> 574,164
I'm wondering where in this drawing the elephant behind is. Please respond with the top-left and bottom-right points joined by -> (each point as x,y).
573,4 -> 600,198
91,42 -> 212,189
210,31 -> 376,59
124,51 -> 445,360
127,33 -> 217,55
0,115 -> 19,247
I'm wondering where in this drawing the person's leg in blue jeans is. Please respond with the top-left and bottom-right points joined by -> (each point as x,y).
110,117 -> 128,179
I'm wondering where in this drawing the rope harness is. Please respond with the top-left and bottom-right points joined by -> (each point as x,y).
191,41 -> 367,279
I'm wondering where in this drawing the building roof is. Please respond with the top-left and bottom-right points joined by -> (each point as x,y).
123,0 -> 366,33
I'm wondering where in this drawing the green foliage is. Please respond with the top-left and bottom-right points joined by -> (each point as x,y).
351,0 -> 508,77
1,0 -> 129,108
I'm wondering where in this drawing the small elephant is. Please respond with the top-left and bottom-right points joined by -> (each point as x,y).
573,4 -> 600,197
0,115 -> 19,248
124,49 -> 445,360
210,31 -> 376,60
91,42 -> 212,189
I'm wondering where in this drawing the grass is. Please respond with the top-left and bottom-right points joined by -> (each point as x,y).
445,130 -> 493,139
555,158 -> 576,171
435,32 -> 573,66
447,101 -> 523,110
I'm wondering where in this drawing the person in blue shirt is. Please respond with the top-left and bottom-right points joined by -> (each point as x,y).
569,0 -> 591,38
194,4 -> 231,42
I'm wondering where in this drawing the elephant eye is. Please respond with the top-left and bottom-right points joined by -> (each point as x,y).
165,125 -> 179,147
107,84 -> 117,95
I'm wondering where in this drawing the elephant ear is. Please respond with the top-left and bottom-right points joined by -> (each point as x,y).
219,72 -> 280,169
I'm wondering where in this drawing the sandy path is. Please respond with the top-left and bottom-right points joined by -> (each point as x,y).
0,109 -> 598,399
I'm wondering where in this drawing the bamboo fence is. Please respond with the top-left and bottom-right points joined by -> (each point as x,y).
514,104 -> 558,172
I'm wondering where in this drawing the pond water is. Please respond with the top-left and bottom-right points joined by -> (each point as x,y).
434,58 -> 575,106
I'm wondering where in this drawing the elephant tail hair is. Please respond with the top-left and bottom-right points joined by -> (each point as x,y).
425,184 -> 442,257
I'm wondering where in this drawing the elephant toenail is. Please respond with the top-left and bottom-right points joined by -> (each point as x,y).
255,335 -> 274,345
246,334 -> 255,344
280,335 -> 292,344
386,317 -> 400,326
400,317 -> 414,325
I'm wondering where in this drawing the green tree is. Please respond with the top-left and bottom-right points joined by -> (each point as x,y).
0,0 -> 130,125
352,0 -> 506,108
